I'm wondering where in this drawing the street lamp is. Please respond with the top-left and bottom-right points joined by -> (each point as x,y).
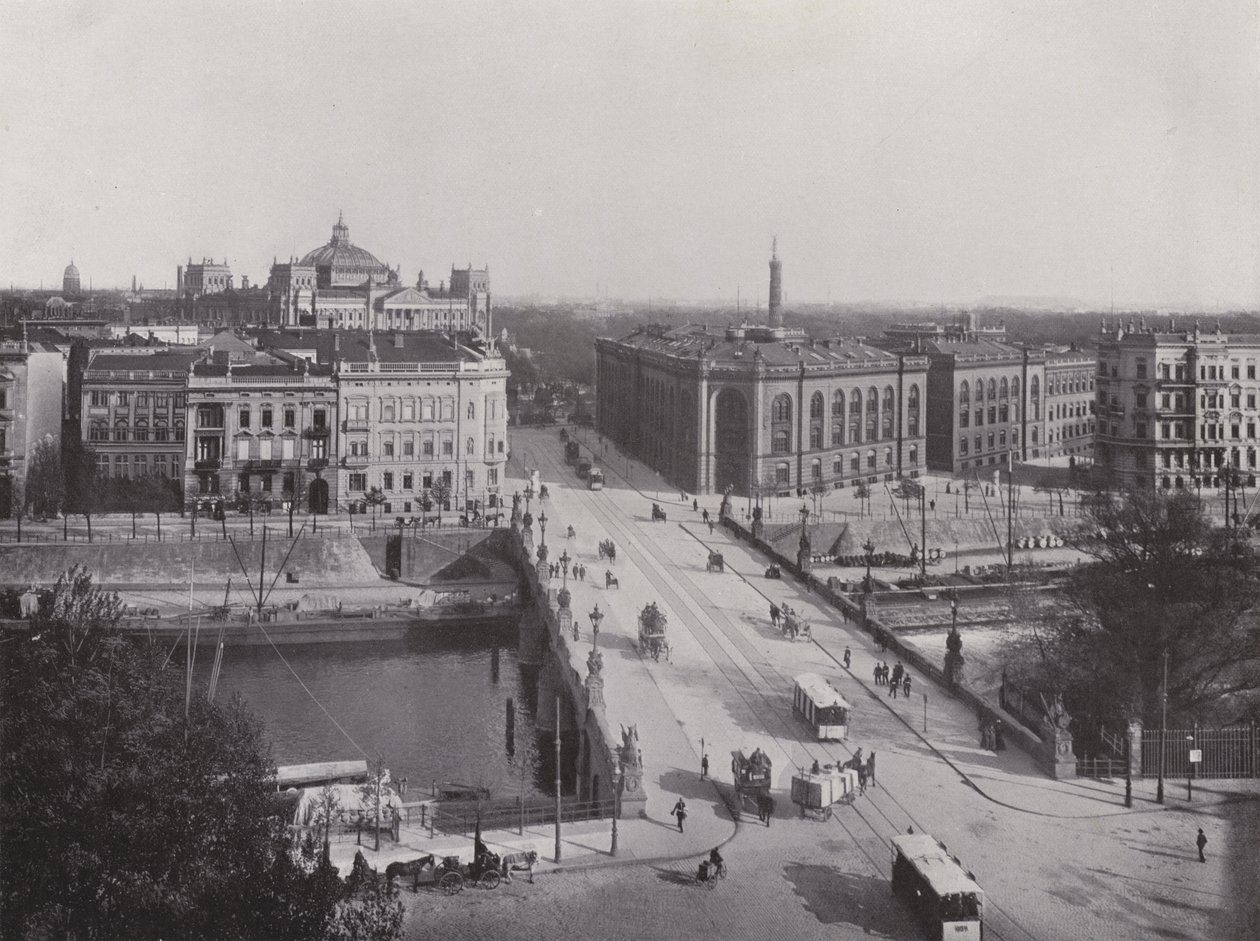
862,538 -> 876,593
538,511 -> 548,548
1186,734 -> 1195,801
559,549 -> 571,588
524,482 -> 535,516
589,603 -> 604,651
800,502 -> 810,528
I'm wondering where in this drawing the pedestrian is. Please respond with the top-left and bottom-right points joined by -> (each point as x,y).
889,676 -> 899,698
873,663 -> 882,686
866,752 -> 876,788
770,603 -> 781,628
701,754 -> 709,780
702,508 -> 710,523
892,661 -> 904,686
708,520 -> 714,534
843,646 -> 852,670
693,498 -> 699,512
763,793 -> 775,826
930,499 -> 936,512
993,719 -> 1006,751
903,674 -> 912,697
1196,828 -> 1207,862
672,797 -> 687,832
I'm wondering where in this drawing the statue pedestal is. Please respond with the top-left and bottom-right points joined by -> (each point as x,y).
797,548 -> 812,575
1044,730 -> 1077,779
557,607 -> 573,640
944,651 -> 965,688
751,519 -> 764,541
616,761 -> 647,819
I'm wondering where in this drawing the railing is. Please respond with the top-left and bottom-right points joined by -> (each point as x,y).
342,419 -> 370,432
429,797 -> 614,838
342,454 -> 370,466
307,458 -> 329,470
303,426 -> 330,438
1076,755 -> 1127,779
194,459 -> 221,470
1140,725 -> 1260,779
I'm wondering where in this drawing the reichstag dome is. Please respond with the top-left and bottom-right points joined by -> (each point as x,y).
299,212 -> 400,289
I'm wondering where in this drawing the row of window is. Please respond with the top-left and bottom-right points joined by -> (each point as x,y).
344,436 -> 507,459
88,420 -> 185,442
1045,373 -> 1093,395
345,466 -> 498,493
772,386 -> 921,423
95,453 -> 184,478
344,398 -> 497,423
959,405 -> 1016,429
958,376 -> 1033,406
958,427 -> 1039,456
88,391 -> 187,409
771,445 -> 920,485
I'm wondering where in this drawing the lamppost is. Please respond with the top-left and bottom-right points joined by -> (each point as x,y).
862,538 -> 876,593
1157,647 -> 1169,804
1186,733 -> 1195,801
538,511 -> 548,549
524,482 -> 535,517
589,603 -> 603,651
559,549 -> 571,588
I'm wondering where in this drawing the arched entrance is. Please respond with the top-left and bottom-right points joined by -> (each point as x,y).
308,477 -> 329,514
713,388 -> 750,495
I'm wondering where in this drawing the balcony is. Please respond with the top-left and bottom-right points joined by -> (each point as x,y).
303,425 -> 330,438
307,458 -> 329,471
342,454 -> 370,467
194,458 -> 222,471
243,459 -> 282,472
343,419 -> 370,432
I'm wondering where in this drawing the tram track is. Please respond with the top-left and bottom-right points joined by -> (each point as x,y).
524,437 -> 1044,941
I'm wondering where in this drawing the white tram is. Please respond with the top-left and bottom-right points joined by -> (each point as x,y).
792,672 -> 851,741
890,833 -> 984,939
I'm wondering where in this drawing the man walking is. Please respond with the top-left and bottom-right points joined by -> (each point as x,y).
672,797 -> 687,833
889,675 -> 899,698
873,663 -> 882,686
770,603 -> 781,629
700,753 -> 709,780
903,674 -> 912,698
1196,828 -> 1207,862
866,751 -> 876,788
843,646 -> 852,670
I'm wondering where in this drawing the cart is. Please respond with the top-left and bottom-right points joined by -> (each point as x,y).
432,851 -> 502,895
706,551 -> 725,573
730,748 -> 772,820
636,601 -> 670,661
790,765 -> 859,821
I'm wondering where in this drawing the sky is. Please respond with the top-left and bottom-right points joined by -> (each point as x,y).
1,0 -> 1257,309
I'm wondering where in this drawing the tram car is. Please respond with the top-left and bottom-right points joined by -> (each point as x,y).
730,747 -> 773,820
588,467 -> 605,490
792,673 -> 851,740
565,440 -> 580,465
576,457 -> 592,480
891,833 -> 984,939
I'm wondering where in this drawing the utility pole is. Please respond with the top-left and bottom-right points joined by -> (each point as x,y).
1006,451 -> 1014,578
1157,648 -> 1169,804
920,485 -> 927,582
554,695 -> 562,863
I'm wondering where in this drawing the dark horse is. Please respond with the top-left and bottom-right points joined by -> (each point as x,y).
385,853 -> 436,891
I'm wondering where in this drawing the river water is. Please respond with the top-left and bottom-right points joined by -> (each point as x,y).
206,622 -> 548,799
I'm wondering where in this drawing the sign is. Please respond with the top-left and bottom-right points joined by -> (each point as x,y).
1189,749 -> 1202,764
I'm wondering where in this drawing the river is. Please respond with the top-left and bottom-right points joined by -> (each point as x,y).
206,622 -> 549,799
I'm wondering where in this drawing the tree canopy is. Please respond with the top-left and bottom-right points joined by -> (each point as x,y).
0,568 -> 403,940
1003,489 -> 1260,727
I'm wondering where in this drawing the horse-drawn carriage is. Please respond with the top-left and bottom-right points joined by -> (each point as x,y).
651,503 -> 667,522
636,601 -> 670,662
559,428 -> 569,443
730,748 -> 773,821
598,539 -> 617,562
764,564 -> 782,579
706,550 -> 725,573
781,604 -> 811,641
433,849 -> 503,894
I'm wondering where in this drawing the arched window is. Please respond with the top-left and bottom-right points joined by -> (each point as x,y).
89,420 -> 108,442
772,394 -> 792,422
772,430 -> 791,453
1000,377 -> 1009,399
1031,376 -> 1041,420
881,386 -> 895,439
908,444 -> 918,466
809,425 -> 823,450
831,420 -> 844,447
134,418 -> 149,442
174,420 -> 185,442
811,458 -> 822,481
775,462 -> 791,485
866,388 -> 879,442
959,381 -> 970,407
884,447 -> 894,467
114,419 -> 129,442
907,384 -> 921,436
154,419 -> 169,442
1010,375 -> 1021,399
810,392 -> 824,420
849,390 -> 863,443
832,390 -> 845,416
987,378 -> 997,401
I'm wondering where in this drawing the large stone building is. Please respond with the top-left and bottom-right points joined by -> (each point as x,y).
1095,320 -> 1260,490
1043,347 -> 1096,461
257,329 -> 509,516
81,348 -> 197,485
184,336 -> 338,513
62,260 -> 81,296
920,337 -> 1047,474
0,340 -> 66,517
596,322 -> 929,497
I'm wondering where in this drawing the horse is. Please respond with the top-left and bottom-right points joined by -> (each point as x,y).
500,848 -> 539,884
385,854 -> 436,891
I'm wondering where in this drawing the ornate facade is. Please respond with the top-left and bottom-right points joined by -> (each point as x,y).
1043,348 -> 1096,460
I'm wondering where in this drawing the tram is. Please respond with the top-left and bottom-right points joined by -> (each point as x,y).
576,458 -> 592,480
588,467 -> 604,490
792,673 -> 851,741
890,833 -> 984,939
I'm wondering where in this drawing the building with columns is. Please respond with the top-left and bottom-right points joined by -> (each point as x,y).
1095,320 -> 1260,490
596,322 -> 928,497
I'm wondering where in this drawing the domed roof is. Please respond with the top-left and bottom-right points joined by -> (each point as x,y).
64,260 -> 80,278
299,213 -> 386,271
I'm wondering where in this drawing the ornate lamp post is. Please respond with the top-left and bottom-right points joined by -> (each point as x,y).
524,482 -> 535,517
538,511 -> 548,549
589,603 -> 604,652
1186,734 -> 1195,801
559,549 -> 571,588
800,502 -> 810,528
862,538 -> 876,593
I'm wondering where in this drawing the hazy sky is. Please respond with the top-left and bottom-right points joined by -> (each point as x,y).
2,0 -> 1257,308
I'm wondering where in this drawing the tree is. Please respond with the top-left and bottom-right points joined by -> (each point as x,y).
1033,473 -> 1066,517
430,478 -> 452,526
1002,489 -> 1260,729
25,436 -> 65,520
63,437 -> 100,542
853,481 -> 871,519
0,567 -> 404,940
365,486 -> 385,531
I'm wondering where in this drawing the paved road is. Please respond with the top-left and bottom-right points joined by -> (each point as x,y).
456,427 -> 1258,941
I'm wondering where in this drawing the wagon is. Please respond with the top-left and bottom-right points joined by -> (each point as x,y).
730,748 -> 772,820
433,851 -> 502,895
706,551 -> 725,573
790,765 -> 859,821
636,601 -> 670,662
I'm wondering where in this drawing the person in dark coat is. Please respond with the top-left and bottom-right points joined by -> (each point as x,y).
700,754 -> 709,780
672,798 -> 687,832
770,603 -> 781,628
1196,828 -> 1207,862
903,674 -> 912,698
873,662 -> 882,686
866,751 -> 876,788
993,719 -> 1006,751
843,647 -> 852,669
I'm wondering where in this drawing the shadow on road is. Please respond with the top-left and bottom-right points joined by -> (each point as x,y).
783,861 -> 916,936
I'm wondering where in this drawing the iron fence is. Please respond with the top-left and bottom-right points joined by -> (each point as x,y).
1141,725 -> 1260,779
430,796 -> 615,837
